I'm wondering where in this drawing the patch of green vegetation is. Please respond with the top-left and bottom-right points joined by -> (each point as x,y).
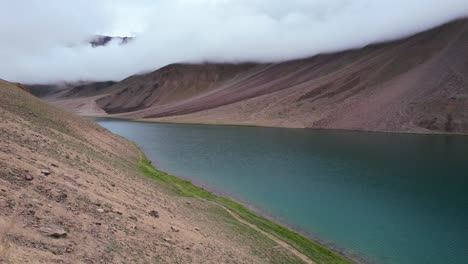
138,156 -> 352,264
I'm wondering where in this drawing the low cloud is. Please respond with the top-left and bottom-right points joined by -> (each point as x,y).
1,0 -> 468,84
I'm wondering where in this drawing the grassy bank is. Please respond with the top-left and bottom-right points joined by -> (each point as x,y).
138,155 -> 353,264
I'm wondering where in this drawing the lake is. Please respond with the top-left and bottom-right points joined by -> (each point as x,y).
96,119 -> 468,264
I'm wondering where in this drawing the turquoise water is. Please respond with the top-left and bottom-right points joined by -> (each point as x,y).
96,119 -> 468,264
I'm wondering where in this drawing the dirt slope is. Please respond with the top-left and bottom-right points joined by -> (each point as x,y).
50,18 -> 468,133
96,63 -> 257,113
151,17 -> 468,133
62,81 -> 117,98
0,80 -> 321,263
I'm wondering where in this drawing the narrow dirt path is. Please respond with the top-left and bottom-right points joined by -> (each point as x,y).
219,205 -> 315,264
136,149 -> 314,263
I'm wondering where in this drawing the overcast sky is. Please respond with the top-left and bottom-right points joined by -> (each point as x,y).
1,0 -> 468,84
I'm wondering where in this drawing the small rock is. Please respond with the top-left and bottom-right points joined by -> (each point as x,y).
1,189 -> 5,192
50,163 -> 59,168
194,227 -> 200,231
160,242 -> 171,247
96,208 -> 105,213
56,193 -> 67,203
163,237 -> 172,243
65,247 -> 73,253
129,215 -> 138,221
39,225 -> 67,238
170,225 -> 179,232
186,201 -> 191,205
148,210 -> 159,218
40,169 -> 51,176
24,175 -> 34,181
6,200 -> 16,208
110,183 -> 115,187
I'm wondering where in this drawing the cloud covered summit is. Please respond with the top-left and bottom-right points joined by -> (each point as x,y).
1,0 -> 468,83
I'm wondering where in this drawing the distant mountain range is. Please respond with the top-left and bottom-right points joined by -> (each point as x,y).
35,18 -> 468,134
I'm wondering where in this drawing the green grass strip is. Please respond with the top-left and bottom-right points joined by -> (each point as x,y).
139,156 -> 353,264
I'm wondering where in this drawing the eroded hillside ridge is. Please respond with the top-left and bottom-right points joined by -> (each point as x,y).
50,18 -> 468,133
96,63 -> 257,114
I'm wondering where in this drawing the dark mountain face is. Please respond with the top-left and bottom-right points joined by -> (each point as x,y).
62,81 -> 117,97
28,83 -> 75,98
89,35 -> 133,47
28,80 -> 117,99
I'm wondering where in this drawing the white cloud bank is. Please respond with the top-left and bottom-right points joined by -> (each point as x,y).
1,0 -> 468,84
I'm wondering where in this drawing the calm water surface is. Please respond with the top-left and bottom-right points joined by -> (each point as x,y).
96,119 -> 468,264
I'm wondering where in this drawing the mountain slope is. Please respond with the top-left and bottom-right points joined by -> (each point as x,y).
96,63 -> 257,113
148,18 -> 468,133
62,81 -> 117,98
50,18 -> 468,133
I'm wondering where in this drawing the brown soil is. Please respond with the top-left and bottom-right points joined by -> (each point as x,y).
96,63 -> 257,114
0,80 -> 308,263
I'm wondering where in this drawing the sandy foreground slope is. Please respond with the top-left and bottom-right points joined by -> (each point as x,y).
0,80 -> 347,263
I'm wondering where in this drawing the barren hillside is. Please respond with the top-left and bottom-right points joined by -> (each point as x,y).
96,63 -> 257,113
49,18 -> 468,133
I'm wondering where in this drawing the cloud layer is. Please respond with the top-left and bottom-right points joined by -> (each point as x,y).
1,0 -> 468,84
